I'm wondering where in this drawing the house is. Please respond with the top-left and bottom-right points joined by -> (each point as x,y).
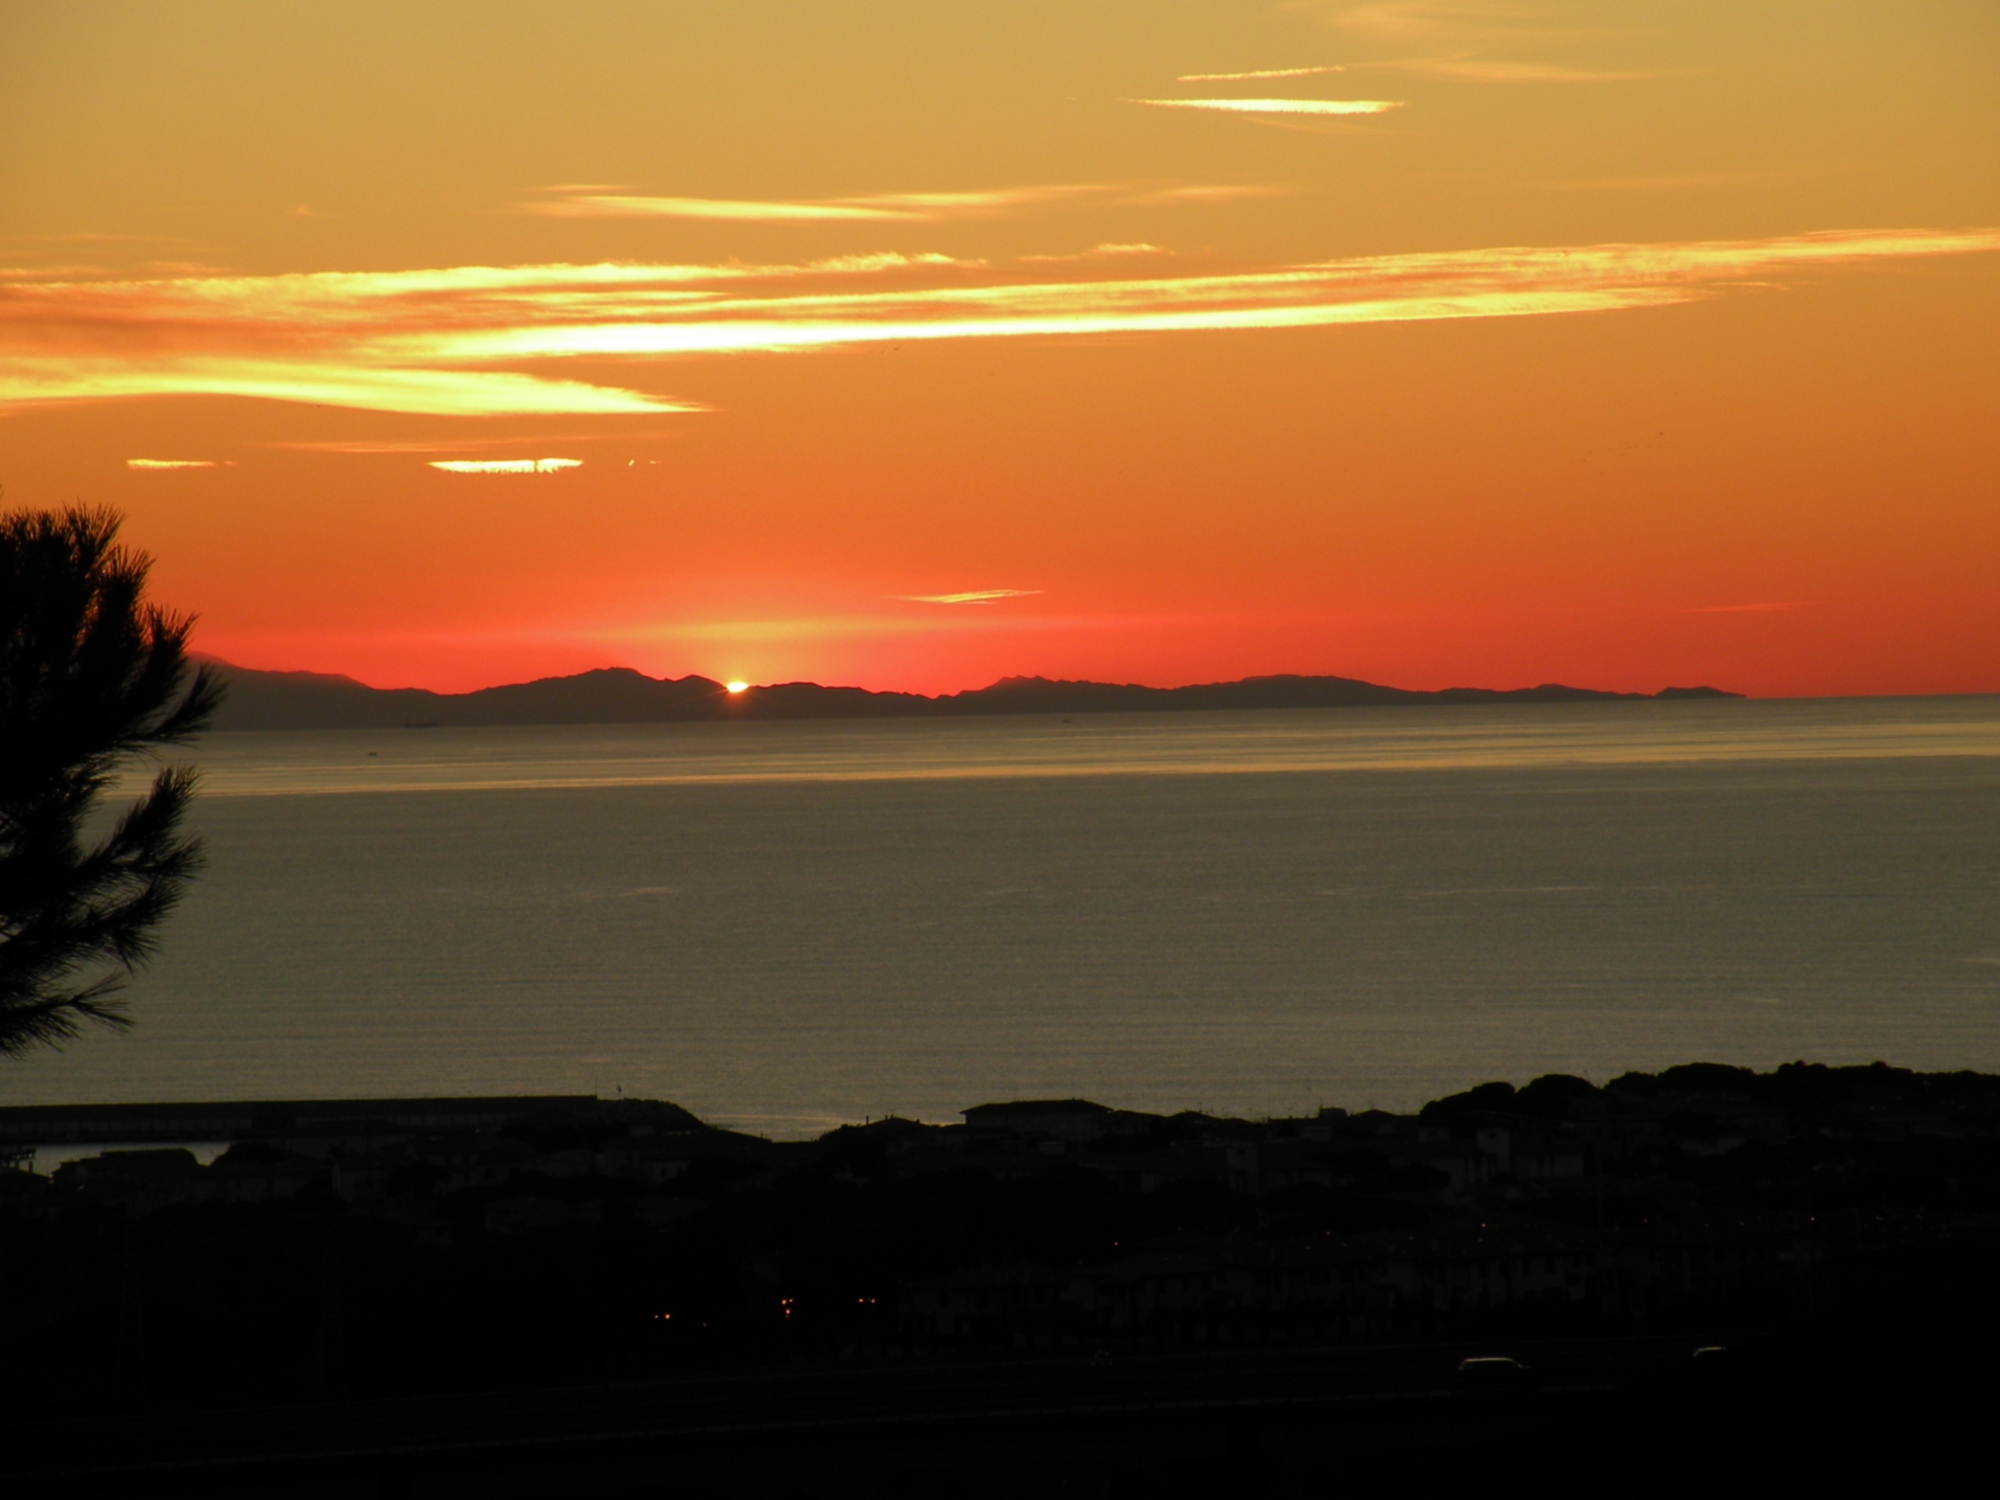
330,1150 -> 399,1202
1512,1135 -> 1588,1179
52,1148 -> 207,1209
206,1145 -> 325,1203
406,1133 -> 537,1191
266,1121 -> 411,1160
595,1139 -> 692,1185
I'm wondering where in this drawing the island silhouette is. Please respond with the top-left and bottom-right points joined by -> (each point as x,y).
205,660 -> 1740,732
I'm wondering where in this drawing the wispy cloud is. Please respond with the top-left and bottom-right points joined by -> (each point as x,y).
429,458 -> 582,474
126,458 -> 223,469
521,182 -> 1255,224
837,187 -> 1112,216
1018,243 -> 1166,264
44,363 -> 673,417
1132,98 -> 1404,116
895,589 -> 1044,605
529,193 -> 909,223
1177,66 -> 1346,81
1140,184 -> 1293,203
5,228 -> 1996,417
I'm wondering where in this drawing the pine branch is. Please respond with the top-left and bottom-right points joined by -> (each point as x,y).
0,506 -> 221,1056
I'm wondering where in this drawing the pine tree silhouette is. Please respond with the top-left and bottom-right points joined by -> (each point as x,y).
0,506 -> 222,1056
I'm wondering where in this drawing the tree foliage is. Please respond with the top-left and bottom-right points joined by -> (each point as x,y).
0,506 -> 222,1057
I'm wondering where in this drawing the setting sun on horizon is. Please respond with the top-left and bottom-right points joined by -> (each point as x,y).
2,2 -> 1995,697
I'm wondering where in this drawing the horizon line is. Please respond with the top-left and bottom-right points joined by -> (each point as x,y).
194,654 -> 1759,701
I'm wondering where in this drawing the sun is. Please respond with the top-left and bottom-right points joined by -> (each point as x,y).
725,680 -> 749,694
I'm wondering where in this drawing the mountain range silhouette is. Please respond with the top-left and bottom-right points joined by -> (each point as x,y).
203,660 -> 1741,731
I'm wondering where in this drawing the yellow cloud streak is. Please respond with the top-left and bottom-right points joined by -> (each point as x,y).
430,289 -> 1685,361
408,230 -> 2000,362
528,195 -> 909,223
1177,66 -> 1346,81
5,229 -> 1995,417
1132,98 -> 1404,115
429,458 -> 583,473
526,184 -> 1165,223
896,589 -> 1044,604
0,357 -> 674,416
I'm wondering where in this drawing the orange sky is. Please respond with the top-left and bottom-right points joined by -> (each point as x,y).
2,1 -> 1996,696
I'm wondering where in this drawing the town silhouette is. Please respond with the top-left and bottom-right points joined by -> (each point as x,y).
3,1059 -> 1995,1492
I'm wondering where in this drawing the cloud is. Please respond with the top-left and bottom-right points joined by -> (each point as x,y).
1018,244 -> 1166,264
1128,184 -> 1294,205
1177,66 -> 1346,81
895,589 -> 1044,605
529,194 -> 907,223
1132,98 -> 1404,116
839,186 -> 1111,216
429,458 -> 582,474
5,228 -> 1996,417
521,182 -> 1250,224
126,458 -> 222,469
10,360 -> 672,417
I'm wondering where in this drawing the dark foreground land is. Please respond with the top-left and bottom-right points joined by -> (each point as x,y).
4,1061 -> 1998,1495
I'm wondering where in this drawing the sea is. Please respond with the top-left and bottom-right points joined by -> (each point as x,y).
9,697 -> 1999,1135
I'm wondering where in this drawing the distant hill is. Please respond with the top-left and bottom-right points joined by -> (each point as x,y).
202,660 -> 1742,732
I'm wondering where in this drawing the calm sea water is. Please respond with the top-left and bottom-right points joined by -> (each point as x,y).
10,698 -> 1999,1134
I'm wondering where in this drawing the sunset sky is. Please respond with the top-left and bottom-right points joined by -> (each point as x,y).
3,1 -> 1996,696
